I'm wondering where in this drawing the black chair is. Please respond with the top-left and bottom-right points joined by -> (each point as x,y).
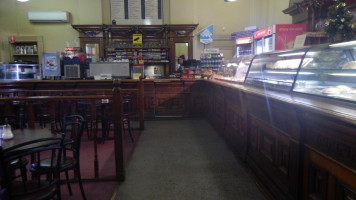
1,137 -> 64,200
102,94 -> 134,143
31,115 -> 87,200
76,101 -> 95,140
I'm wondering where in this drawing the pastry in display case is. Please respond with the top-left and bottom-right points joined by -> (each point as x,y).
244,47 -> 310,91
293,41 -> 356,102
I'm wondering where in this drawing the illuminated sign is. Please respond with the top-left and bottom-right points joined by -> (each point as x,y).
236,37 -> 252,45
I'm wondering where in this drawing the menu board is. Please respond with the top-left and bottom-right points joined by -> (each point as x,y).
110,0 -> 163,25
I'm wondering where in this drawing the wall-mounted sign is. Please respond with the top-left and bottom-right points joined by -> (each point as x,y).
133,34 -> 142,48
9,36 -> 15,43
110,0 -> 163,25
254,25 -> 273,39
204,48 -> 219,54
200,25 -> 213,44
294,34 -> 307,48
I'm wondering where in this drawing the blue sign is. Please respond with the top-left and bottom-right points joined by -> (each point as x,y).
200,25 -> 213,44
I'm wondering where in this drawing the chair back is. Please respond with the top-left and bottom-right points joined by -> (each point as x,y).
61,115 -> 85,160
1,137 -> 64,200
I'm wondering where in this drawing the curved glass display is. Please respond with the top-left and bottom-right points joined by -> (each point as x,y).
293,41 -> 356,102
232,55 -> 254,82
245,47 -> 310,91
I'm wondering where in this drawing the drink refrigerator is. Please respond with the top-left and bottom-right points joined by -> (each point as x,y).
231,29 -> 257,58
236,37 -> 253,57
253,24 -> 306,54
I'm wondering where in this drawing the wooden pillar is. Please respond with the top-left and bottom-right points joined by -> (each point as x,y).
91,99 -> 99,178
139,77 -> 144,130
112,79 -> 124,181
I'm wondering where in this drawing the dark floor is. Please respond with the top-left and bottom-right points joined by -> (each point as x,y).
114,119 -> 269,200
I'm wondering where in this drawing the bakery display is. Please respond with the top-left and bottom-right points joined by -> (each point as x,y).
342,61 -> 356,69
322,85 -> 353,94
265,59 -> 301,70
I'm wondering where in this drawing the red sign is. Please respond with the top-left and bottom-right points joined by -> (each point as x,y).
275,24 -> 306,50
236,37 -> 252,45
9,35 -> 15,43
254,26 -> 273,39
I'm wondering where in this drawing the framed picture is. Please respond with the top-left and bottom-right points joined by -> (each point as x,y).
42,52 -> 61,76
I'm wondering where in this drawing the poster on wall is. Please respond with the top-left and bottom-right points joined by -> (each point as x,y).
200,25 -> 213,45
42,53 -> 61,77
110,0 -> 163,25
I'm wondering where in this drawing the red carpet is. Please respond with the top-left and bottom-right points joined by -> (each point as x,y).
60,127 -> 141,199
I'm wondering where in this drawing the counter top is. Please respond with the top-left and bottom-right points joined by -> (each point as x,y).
208,79 -> 356,125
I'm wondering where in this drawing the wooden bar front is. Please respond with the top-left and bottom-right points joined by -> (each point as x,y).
1,79 -> 356,199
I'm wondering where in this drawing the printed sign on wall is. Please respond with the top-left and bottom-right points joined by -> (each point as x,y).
111,0 -> 163,25
133,34 -> 142,48
42,53 -> 60,76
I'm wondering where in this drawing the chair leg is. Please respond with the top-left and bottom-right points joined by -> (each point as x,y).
65,170 -> 73,196
76,166 -> 87,200
20,166 -> 27,181
127,119 -> 134,142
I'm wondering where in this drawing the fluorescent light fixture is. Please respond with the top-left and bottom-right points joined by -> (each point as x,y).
224,0 -> 237,2
329,40 -> 356,48
329,73 -> 356,76
227,63 -> 238,67
17,0 -> 29,2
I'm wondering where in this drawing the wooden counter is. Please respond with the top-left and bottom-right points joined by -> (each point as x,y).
1,78 -> 356,199
204,79 -> 356,200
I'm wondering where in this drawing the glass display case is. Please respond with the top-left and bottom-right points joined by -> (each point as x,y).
293,42 -> 356,102
245,47 -> 310,91
244,40 -> 356,102
233,55 -> 254,82
0,64 -> 41,80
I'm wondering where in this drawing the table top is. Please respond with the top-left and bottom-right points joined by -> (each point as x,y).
0,128 -> 62,151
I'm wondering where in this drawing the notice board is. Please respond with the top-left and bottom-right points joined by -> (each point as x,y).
110,0 -> 163,25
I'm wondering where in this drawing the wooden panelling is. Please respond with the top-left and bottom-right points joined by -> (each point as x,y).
245,93 -> 300,140
247,114 -> 301,200
304,146 -> 356,200
206,85 -> 225,132
303,113 -> 356,170
224,101 -> 247,156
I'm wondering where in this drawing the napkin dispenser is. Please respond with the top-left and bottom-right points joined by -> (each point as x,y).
2,120 -> 14,140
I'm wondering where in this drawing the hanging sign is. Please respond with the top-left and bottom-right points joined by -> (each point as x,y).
133,34 -> 142,48
200,25 -> 213,44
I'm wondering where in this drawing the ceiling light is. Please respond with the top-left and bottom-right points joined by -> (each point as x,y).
17,0 -> 30,2
224,0 -> 237,2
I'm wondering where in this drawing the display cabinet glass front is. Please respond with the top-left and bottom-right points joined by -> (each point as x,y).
0,64 -> 41,80
245,47 -> 310,91
293,42 -> 356,102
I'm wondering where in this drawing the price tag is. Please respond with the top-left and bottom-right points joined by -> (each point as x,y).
294,34 -> 307,48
